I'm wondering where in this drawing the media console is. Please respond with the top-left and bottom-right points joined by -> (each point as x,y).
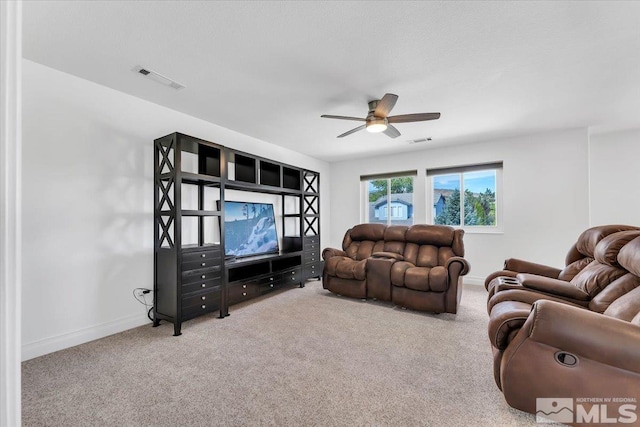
153,133 -> 321,335
222,252 -> 303,316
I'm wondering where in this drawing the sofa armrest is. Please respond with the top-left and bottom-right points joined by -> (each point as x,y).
322,247 -> 346,260
487,287 -> 587,313
445,256 -> 470,276
524,300 -> 640,373
488,301 -> 533,350
503,258 -> 561,278
371,251 -> 404,261
516,273 -> 590,301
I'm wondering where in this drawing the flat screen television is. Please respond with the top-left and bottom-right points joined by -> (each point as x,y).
221,201 -> 279,258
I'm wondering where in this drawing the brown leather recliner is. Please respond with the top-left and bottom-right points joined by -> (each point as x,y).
487,232 -> 640,418
485,224 -> 640,308
322,223 -> 470,314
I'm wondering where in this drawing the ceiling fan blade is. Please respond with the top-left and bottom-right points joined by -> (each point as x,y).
374,93 -> 398,118
387,112 -> 441,123
321,114 -> 366,121
383,125 -> 401,139
337,125 -> 366,138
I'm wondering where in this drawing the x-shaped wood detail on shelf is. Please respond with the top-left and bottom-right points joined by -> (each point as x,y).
304,217 -> 318,236
304,195 -> 318,215
159,216 -> 174,248
158,176 -> 174,212
304,173 -> 317,193
157,138 -> 175,175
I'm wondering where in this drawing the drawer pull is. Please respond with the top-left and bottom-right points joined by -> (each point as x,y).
201,262 -> 206,266
201,296 -> 206,300
201,305 -> 206,309
201,254 -> 206,258
270,277 -> 274,281
270,284 -> 274,288
201,275 -> 206,279
201,283 -> 206,288
291,271 -> 295,275
242,292 -> 247,296
242,284 -> 247,289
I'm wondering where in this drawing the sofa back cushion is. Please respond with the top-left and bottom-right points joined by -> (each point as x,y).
559,225 -> 640,281
402,225 -> 464,267
342,223 -> 386,260
570,231 -> 638,298
604,286 -> 640,325
382,225 -> 408,255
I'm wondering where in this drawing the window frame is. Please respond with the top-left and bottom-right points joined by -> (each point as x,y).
361,171 -> 417,226
427,163 -> 503,233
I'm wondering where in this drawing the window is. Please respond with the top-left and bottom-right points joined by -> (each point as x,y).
361,171 -> 416,226
428,162 -> 502,229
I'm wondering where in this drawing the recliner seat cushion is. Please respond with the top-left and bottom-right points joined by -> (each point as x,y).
390,263 -> 449,292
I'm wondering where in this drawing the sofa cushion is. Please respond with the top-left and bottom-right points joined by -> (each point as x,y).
406,224 -> 455,247
594,230 -> 640,267
589,273 -> 640,313
416,245 -> 439,268
570,260 -> 627,297
618,235 -> 640,277
325,256 -> 367,281
604,286 -> 640,324
390,264 -> 449,292
383,225 -> 408,241
349,223 -> 386,241
345,240 -> 384,261
575,224 -> 640,258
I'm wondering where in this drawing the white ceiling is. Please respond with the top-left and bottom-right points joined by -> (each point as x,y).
23,1 -> 640,162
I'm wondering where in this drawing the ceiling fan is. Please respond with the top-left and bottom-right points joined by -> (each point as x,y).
321,93 -> 440,139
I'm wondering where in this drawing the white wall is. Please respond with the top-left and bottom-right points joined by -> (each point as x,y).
589,129 -> 640,226
329,128 -> 591,284
21,59 -> 330,360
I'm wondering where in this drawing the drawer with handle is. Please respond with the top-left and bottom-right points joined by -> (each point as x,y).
182,278 -> 221,295
182,247 -> 221,263
182,289 -> 221,309
304,251 -> 319,264
182,268 -> 222,285
228,282 -> 259,304
303,236 -> 319,245
305,263 -> 322,278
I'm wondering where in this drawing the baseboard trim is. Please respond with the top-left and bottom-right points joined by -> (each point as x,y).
463,276 -> 485,286
22,313 -> 150,361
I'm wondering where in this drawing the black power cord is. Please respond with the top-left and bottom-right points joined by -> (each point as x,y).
133,288 -> 154,321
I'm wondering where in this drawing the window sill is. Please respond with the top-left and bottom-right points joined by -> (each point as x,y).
462,228 -> 504,235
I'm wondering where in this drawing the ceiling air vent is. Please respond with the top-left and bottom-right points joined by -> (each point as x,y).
408,137 -> 432,145
132,65 -> 185,90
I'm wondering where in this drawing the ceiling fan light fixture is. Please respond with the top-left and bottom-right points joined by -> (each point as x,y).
366,118 -> 388,133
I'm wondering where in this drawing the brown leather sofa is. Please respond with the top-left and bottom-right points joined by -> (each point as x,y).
322,223 -> 470,314
486,229 -> 640,418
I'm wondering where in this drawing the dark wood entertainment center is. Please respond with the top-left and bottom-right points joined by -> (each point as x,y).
153,133 -> 321,335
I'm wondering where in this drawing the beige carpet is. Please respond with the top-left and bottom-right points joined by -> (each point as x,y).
22,282 -> 535,426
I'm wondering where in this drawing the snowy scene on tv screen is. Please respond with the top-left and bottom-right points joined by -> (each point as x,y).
224,202 -> 279,257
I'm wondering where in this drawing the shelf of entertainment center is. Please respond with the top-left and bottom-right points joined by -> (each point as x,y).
159,172 -> 221,185
224,179 -> 302,195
